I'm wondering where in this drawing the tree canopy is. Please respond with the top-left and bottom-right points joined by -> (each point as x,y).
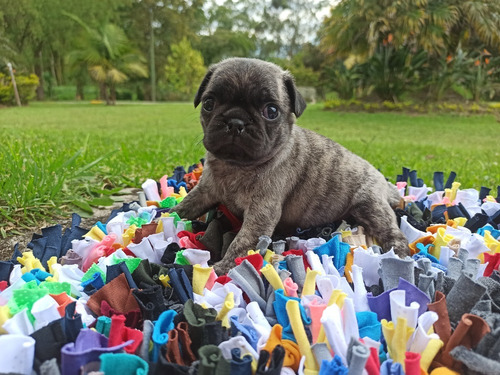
321,0 -> 500,58
0,0 -> 499,104
66,13 -> 148,105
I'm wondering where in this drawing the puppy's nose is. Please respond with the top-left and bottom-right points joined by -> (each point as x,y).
226,118 -> 245,134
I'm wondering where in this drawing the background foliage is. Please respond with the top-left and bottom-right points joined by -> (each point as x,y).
1,0 -> 499,104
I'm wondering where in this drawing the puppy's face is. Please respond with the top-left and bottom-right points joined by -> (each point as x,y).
194,58 -> 306,166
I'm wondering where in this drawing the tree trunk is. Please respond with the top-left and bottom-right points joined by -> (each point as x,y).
99,82 -> 107,102
110,85 -> 116,105
103,83 -> 111,105
34,46 -> 45,101
142,82 -> 151,101
76,81 -> 85,100
149,7 -> 156,102
474,89 -> 480,102
58,54 -> 65,85
74,65 -> 86,100
50,52 -> 57,83
52,51 -> 63,85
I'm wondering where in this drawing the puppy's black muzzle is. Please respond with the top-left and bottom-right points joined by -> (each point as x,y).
225,118 -> 246,135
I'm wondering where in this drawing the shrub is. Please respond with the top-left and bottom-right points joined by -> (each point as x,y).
323,60 -> 362,100
51,85 -> 99,100
164,38 -> 206,99
382,101 -> 397,110
469,103 -> 481,112
359,46 -> 428,102
0,73 -> 39,105
115,88 -> 133,100
0,74 -> 14,104
13,74 -> 39,104
324,99 -> 497,114
324,98 -> 362,110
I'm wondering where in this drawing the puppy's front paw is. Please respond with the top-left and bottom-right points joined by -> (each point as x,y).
213,235 -> 256,275
169,201 -> 190,219
388,237 -> 410,258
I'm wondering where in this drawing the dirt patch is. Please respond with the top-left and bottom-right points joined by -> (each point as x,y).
0,188 -> 140,261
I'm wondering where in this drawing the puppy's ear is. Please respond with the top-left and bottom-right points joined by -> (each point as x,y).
283,72 -> 307,118
194,66 -> 215,108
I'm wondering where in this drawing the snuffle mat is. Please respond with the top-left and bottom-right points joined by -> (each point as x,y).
0,162 -> 500,375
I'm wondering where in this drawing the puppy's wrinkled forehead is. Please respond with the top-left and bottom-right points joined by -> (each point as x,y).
207,59 -> 286,105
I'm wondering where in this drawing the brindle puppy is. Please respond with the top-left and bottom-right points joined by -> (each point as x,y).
172,58 -> 409,274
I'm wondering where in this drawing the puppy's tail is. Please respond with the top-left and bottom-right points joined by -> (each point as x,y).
387,182 -> 404,209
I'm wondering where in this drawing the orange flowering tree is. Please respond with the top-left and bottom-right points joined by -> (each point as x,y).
319,0 -> 500,102
321,0 -> 500,58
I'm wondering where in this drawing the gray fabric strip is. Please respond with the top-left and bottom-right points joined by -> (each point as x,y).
286,255 -> 306,291
379,257 -> 415,291
228,260 -> 267,311
450,346 -> 500,374
346,338 -> 370,375
446,273 -> 487,324
139,319 -> 154,361
311,342 -> 332,367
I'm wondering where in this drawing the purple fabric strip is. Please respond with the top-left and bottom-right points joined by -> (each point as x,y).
367,288 -> 396,321
398,277 -> 431,317
61,329 -> 133,375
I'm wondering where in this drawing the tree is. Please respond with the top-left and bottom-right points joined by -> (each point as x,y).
447,0 -> 500,53
164,38 -> 206,100
195,0 -> 256,65
320,0 -> 500,59
271,53 -> 321,88
0,0 -> 131,99
248,0 -> 329,58
121,0 -> 206,100
66,14 -> 148,105
199,0 -> 328,61
0,0 -> 46,98
0,32 -> 17,68
196,30 -> 256,66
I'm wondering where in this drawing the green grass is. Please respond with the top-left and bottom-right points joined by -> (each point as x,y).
0,101 -> 499,237
304,105 -> 500,188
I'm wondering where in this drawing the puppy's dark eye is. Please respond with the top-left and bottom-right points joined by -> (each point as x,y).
203,98 -> 215,112
262,104 -> 279,120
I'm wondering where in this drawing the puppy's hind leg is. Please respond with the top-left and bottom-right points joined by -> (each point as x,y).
350,199 -> 409,258
386,181 -> 405,209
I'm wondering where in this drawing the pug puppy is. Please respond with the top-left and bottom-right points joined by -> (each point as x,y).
172,58 -> 409,274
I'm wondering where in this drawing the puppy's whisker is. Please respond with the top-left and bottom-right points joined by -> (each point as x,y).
193,134 -> 204,146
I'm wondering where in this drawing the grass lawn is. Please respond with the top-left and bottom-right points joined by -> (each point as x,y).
0,101 -> 499,237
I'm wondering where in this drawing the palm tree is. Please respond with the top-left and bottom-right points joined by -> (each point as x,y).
448,0 -> 500,52
65,13 -> 148,105
320,0 -> 500,59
